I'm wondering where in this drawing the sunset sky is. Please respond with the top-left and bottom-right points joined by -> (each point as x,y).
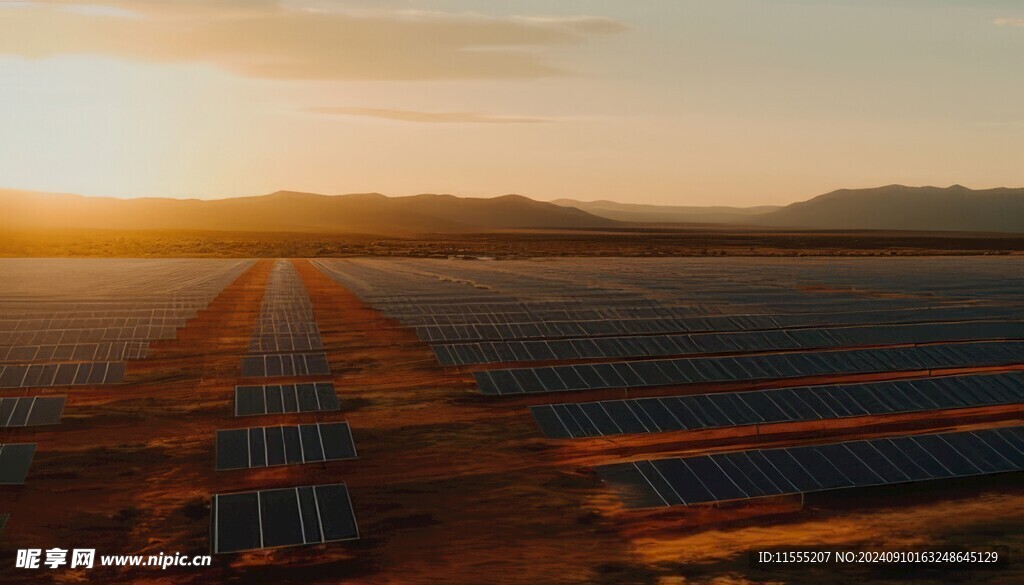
1,0 -> 1022,206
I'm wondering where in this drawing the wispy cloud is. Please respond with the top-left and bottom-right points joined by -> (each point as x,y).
0,2 -> 626,80
305,107 -> 551,123
993,17 -> 1024,27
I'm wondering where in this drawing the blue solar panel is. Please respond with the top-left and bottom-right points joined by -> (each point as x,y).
599,426 -> 1024,508
531,373 -> 1024,439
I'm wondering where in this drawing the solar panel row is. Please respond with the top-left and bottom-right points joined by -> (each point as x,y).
0,317 -> 187,331
0,341 -> 148,364
474,341 -> 1024,395
436,321 -> 1024,366
0,309 -> 194,321
382,298 -> 669,318
211,484 -> 358,554
402,305 -> 716,327
240,353 -> 330,378
215,422 -> 356,471
0,443 -> 36,485
0,396 -> 65,427
248,333 -> 324,353
1,304 -> 220,316
531,373 -> 1024,439
417,308 -> 1024,344
597,426 -> 1024,508
403,305 -> 1022,330
234,382 -> 340,416
0,362 -> 125,389
0,326 -> 177,346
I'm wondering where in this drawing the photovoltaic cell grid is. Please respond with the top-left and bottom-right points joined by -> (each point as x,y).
531,373 -> 1024,439
0,396 -> 65,427
0,443 -> 36,485
249,260 -> 323,352
211,484 -> 359,554
474,341 -> 1024,396
435,321 -> 1024,366
0,341 -> 149,364
402,304 -> 1021,329
240,353 -> 330,377
243,261 -> 330,378
234,382 -> 340,416
0,362 -> 125,389
598,426 -> 1024,508
420,307 -> 1024,344
1,327 -> 176,349
311,258 -> 1024,327
0,260 -> 253,388
216,422 -> 357,470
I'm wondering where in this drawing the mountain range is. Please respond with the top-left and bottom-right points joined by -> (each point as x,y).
2,184 -> 1022,235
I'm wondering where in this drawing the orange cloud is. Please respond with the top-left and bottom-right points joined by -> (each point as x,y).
993,17 -> 1024,27
304,107 -> 551,123
0,2 -> 627,80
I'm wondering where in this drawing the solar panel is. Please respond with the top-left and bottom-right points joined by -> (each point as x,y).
234,382 -> 339,416
597,426 -> 1024,508
0,443 -> 36,484
0,396 -> 65,427
433,320 -> 1024,365
240,353 -> 331,378
531,373 -> 1024,439
215,422 -> 356,470
211,483 -> 359,554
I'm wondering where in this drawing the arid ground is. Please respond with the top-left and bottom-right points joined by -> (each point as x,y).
3,227 -> 1024,259
1,257 -> 1023,584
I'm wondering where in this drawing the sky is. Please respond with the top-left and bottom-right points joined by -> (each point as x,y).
1,0 -> 1022,206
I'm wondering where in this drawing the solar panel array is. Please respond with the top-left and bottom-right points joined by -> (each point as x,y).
0,396 -> 65,427
531,373 -> 1024,439
216,422 -> 356,470
311,257 -> 1024,512
598,426 -> 1024,508
0,443 -> 37,485
211,484 -> 359,554
0,260 -> 256,538
242,261 -> 328,378
234,382 -> 340,416
212,260 -> 359,554
0,259 -> 253,389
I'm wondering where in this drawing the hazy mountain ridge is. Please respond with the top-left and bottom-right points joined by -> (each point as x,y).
0,189 -> 620,235
557,185 -> 1024,233
2,184 -> 1022,235
551,198 -> 782,225
757,185 -> 1024,233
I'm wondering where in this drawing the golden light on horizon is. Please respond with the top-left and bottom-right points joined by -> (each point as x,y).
1,0 -> 1022,206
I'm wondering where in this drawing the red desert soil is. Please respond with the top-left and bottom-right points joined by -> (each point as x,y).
1,258 -> 1022,585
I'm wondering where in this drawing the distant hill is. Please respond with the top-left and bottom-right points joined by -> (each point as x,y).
2,184 -> 1022,235
556,185 -> 1024,233
0,190 -> 620,235
756,185 -> 1024,233
551,198 -> 781,225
